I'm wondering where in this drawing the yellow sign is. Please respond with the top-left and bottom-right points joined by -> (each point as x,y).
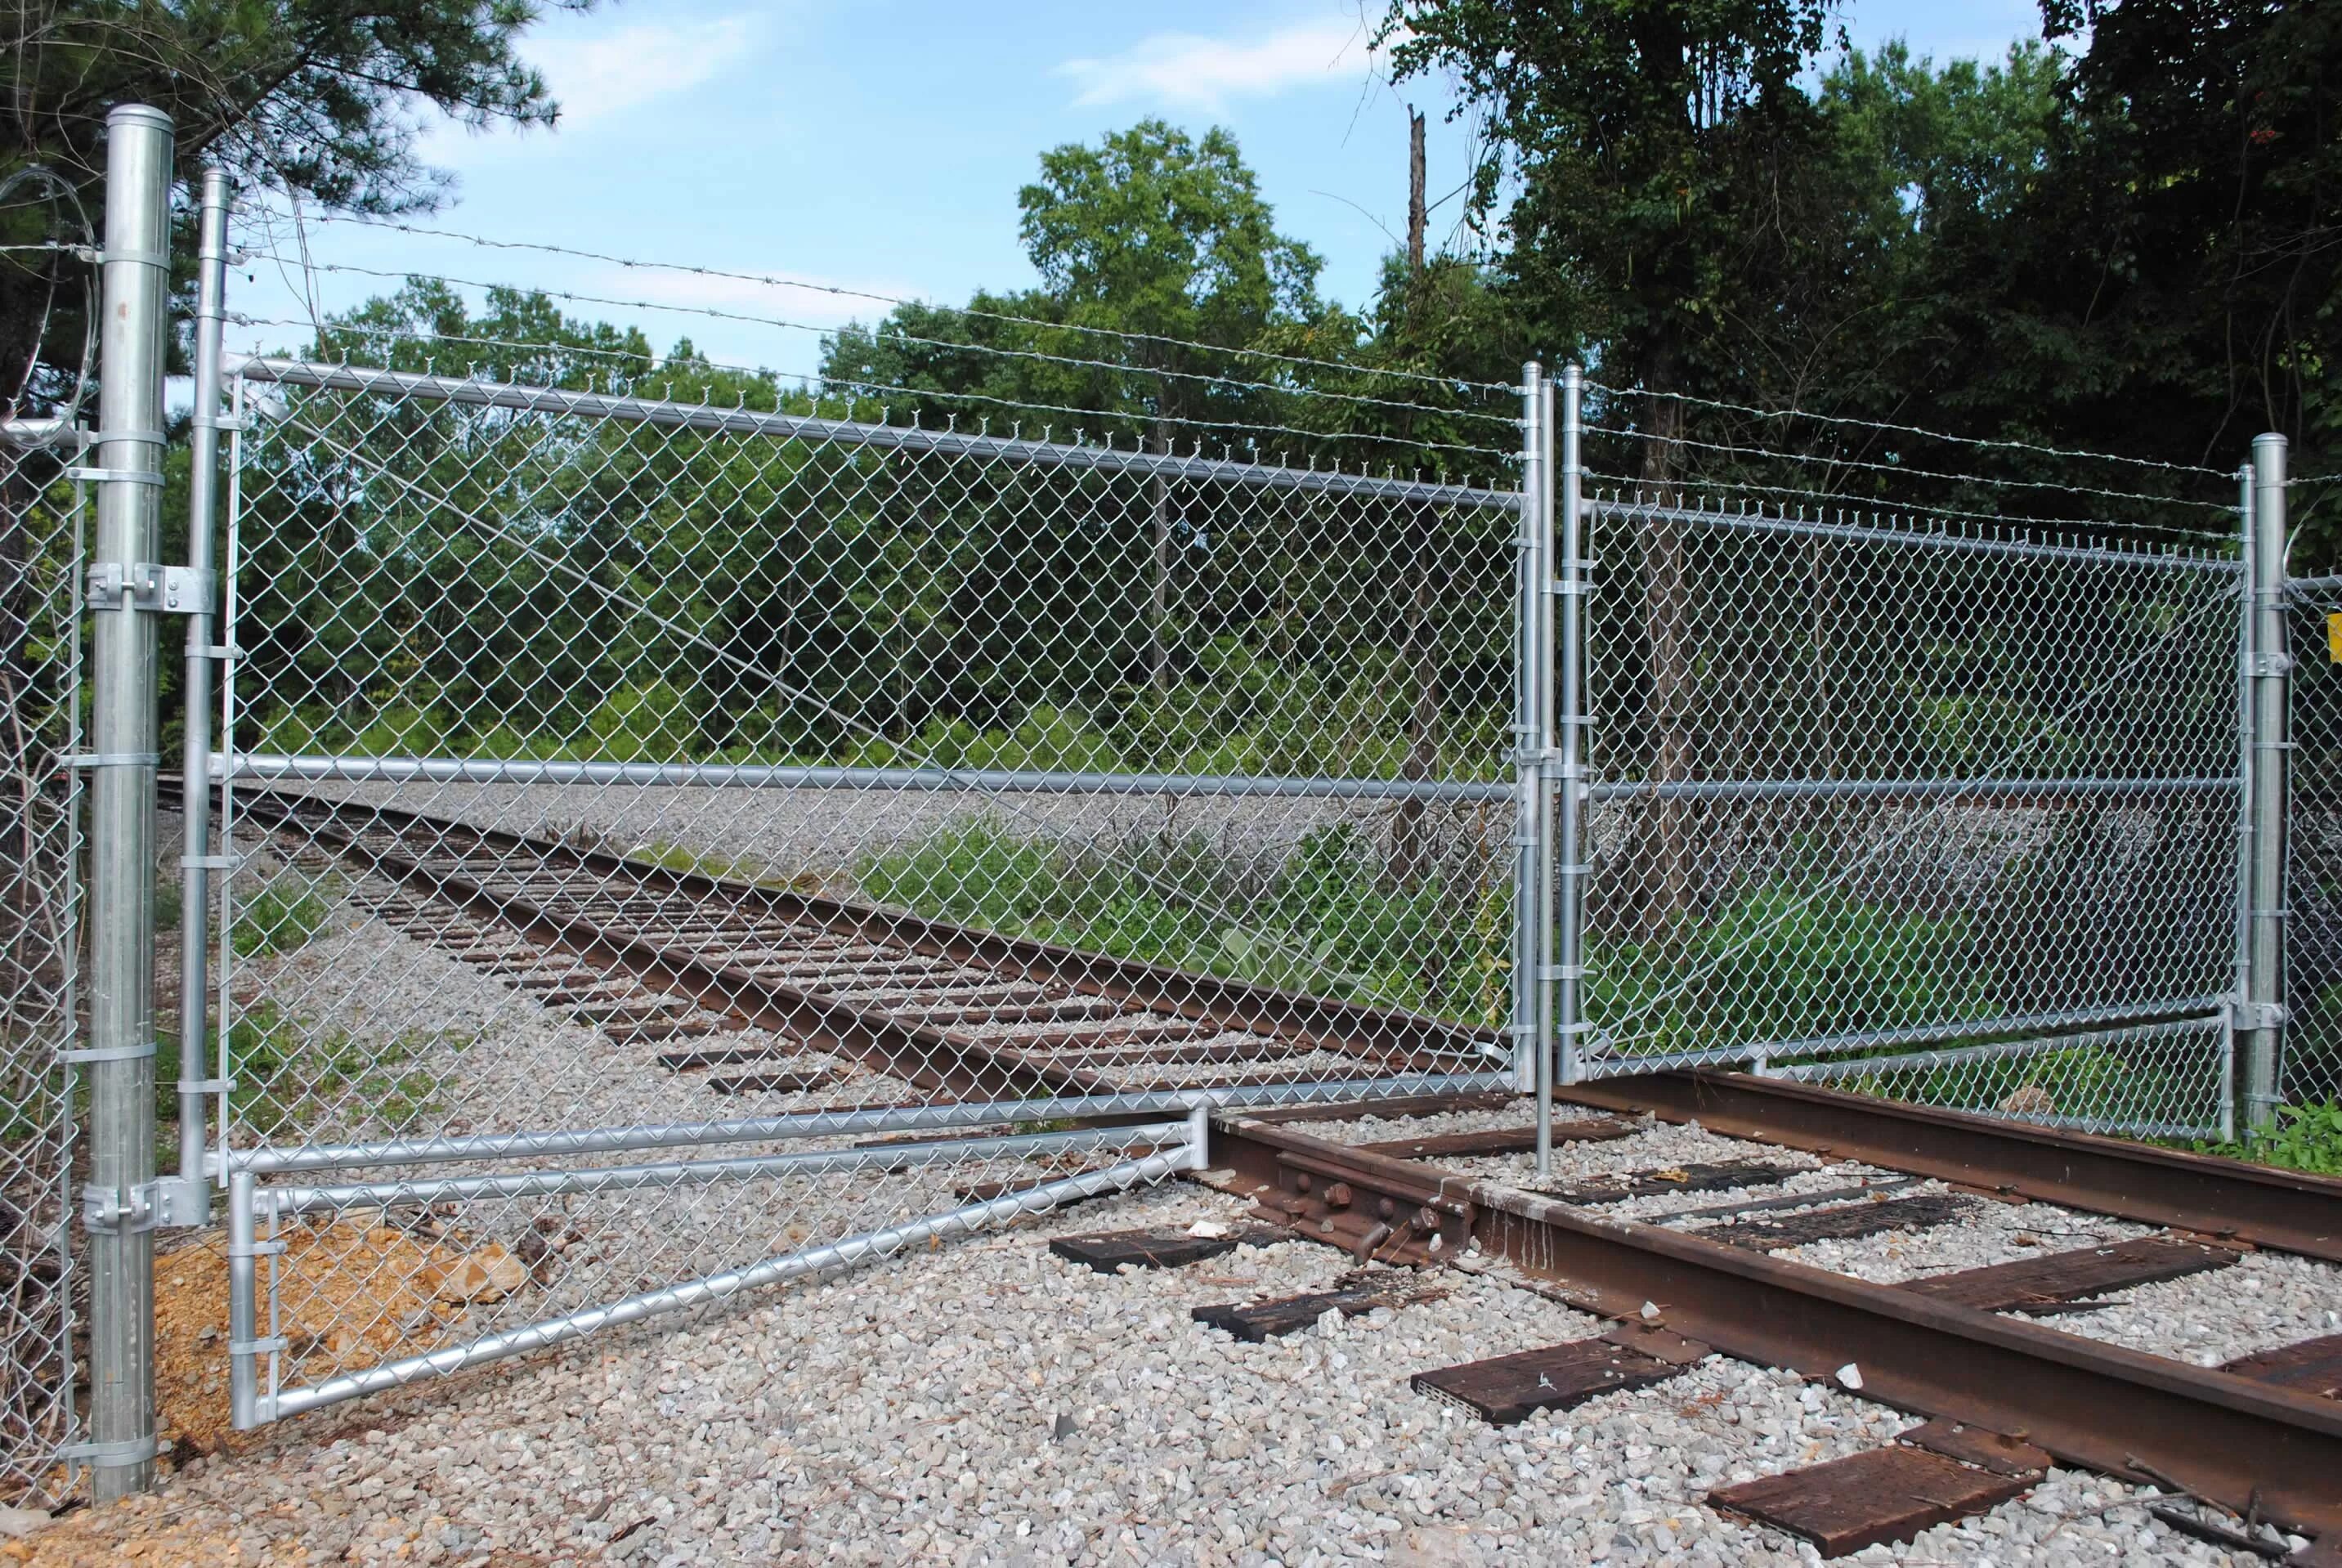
2329,612 -> 2342,664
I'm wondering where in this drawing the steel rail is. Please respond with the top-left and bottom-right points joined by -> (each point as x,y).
1208,1114 -> 2342,1538
225,782 -> 1498,1068
1558,1071 -> 2342,1262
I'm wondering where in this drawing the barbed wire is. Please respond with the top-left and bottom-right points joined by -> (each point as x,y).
1583,472 -> 2240,550
1580,419 -> 2235,513
233,200 -> 1521,396
224,311 -> 1519,467
1584,378 -> 2236,479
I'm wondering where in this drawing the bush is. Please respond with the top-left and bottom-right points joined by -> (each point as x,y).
2203,1102 -> 2342,1175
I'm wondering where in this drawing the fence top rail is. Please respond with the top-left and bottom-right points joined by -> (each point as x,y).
1591,491 -> 2240,572
226,354 -> 1521,513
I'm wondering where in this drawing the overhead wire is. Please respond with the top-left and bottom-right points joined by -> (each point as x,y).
224,304 -> 1520,467
1584,377 -> 2234,479
237,201 -> 1520,395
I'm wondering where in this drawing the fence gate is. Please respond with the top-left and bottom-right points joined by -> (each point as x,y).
202,280 -> 1527,1418
2287,571 -> 2342,1110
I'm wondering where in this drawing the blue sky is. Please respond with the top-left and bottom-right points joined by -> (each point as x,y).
228,0 -> 2050,382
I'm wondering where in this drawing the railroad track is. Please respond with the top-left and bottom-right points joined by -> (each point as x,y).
1090,1080 -> 2342,1560
214,783 -> 1501,1108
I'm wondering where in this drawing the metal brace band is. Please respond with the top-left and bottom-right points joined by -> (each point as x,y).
60,1434 -> 163,1469
93,428 -> 168,447
68,752 -> 160,768
2252,652 -> 2295,676
87,563 -> 217,614
190,414 -> 245,432
179,1077 -> 234,1095
231,1336 -> 287,1357
181,853 -> 238,871
208,644 -> 242,661
1547,580 -> 1592,597
65,465 -> 163,486
80,244 -> 168,271
1539,965 -> 1586,981
59,1041 -> 157,1064
227,1239 -> 286,1259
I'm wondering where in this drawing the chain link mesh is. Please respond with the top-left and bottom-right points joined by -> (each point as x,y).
212,338 -> 1521,1418
0,437 -> 83,1501
2286,583 -> 2342,1109
1573,492 -> 2242,1137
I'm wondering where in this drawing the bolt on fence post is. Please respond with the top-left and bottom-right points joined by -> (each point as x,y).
83,102 -> 173,1499
2225,460 -> 2255,1146
1514,365 -> 1551,1146
170,169 -> 231,1227
2243,433 -> 2291,1136
1511,364 -> 1546,1100
1553,365 -> 1588,1122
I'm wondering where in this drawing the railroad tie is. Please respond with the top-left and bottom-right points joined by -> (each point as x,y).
1694,1193 -> 1976,1251
1899,1234 -> 2241,1315
1411,1324 -> 1710,1426
1191,1270 -> 1447,1342
1708,1423 -> 2050,1558
1541,1158 -> 1802,1204
2219,1332 -> 2342,1399
1048,1225 -> 1289,1273
1363,1120 -> 1632,1162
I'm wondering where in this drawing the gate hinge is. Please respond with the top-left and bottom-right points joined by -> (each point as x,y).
2227,998 -> 2289,1032
2252,652 -> 2295,677
87,563 -> 217,615
82,1176 -> 210,1232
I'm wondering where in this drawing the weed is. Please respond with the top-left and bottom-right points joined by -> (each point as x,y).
227,1001 -> 451,1138
2202,1101 -> 2342,1175
232,878 -> 329,958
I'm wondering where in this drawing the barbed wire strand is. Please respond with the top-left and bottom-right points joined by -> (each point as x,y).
235,200 -> 1521,396
1584,473 -> 2239,550
1582,419 -> 2235,514
228,234 -> 1520,432
228,310 -> 1519,467
1584,377 -> 2234,480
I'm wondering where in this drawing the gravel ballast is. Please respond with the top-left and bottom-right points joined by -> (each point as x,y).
29,1145 -> 2322,1566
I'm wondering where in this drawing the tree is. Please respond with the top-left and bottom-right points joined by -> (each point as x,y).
1384,0 -> 1843,936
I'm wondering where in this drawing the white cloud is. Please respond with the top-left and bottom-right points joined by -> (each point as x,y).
1057,19 -> 1382,113
530,16 -> 763,132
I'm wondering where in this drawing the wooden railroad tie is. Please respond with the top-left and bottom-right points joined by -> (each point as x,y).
1708,1422 -> 2051,1557
1542,1158 -> 1801,1204
1048,1225 -> 1289,1274
1359,1120 -> 1632,1162
1192,1270 -> 1447,1342
1900,1234 -> 2241,1315
1411,1324 -> 1711,1426
1695,1193 -> 1975,1251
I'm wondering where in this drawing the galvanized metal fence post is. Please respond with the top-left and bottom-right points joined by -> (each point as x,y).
1512,364 -> 1547,1100
168,169 -> 231,1227
2226,460 -> 2255,1145
79,103 -> 173,1499
1552,366 -> 1588,1115
2243,433 -> 2291,1136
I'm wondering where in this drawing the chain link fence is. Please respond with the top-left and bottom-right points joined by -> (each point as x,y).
0,432 -> 84,1502
208,327 -> 1524,1422
2286,578 -> 2342,1109
1571,491 -> 2243,1138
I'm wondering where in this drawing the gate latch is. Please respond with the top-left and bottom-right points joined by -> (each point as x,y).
86,562 -> 215,615
82,1176 -> 210,1232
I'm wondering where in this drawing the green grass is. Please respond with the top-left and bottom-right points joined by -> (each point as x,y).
857,818 -> 1511,1024
232,877 -> 329,958
227,1000 -> 451,1138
